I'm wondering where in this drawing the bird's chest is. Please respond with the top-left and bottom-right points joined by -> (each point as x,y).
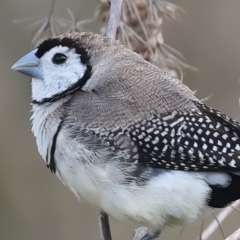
31,104 -> 105,207
53,130 -> 107,206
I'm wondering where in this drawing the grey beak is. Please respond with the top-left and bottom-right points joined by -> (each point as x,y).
11,49 -> 43,80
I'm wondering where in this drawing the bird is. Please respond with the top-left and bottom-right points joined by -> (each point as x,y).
11,32 -> 240,240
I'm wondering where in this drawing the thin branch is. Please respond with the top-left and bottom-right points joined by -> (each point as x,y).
199,219 -> 204,240
225,227 -> 240,240
106,0 -> 123,39
200,200 -> 240,240
48,0 -> 56,17
98,212 -> 112,240
178,226 -> 184,240
212,212 -> 226,239
99,1 -> 123,239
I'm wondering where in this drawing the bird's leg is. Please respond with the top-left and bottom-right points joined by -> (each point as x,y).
133,227 -> 161,240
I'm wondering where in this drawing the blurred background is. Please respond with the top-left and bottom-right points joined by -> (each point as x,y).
1,0 -> 240,239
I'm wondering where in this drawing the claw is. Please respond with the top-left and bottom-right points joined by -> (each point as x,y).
133,227 -> 149,240
133,227 -> 160,240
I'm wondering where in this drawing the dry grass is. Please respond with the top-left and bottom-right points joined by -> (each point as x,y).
96,0 -> 196,77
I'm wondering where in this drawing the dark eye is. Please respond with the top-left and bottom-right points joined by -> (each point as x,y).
52,53 -> 67,64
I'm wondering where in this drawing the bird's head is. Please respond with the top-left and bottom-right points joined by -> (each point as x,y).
11,32 -> 124,104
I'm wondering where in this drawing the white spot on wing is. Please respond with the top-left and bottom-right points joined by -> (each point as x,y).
229,159 -> 237,168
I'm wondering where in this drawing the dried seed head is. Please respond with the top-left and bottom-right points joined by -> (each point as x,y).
135,0 -> 148,10
95,0 -> 193,77
15,1 -> 94,47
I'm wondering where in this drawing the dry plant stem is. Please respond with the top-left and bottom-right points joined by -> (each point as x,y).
199,219 -> 204,240
225,228 -> 240,240
178,226 -> 184,240
99,1 -> 123,239
212,212 -> 226,239
49,0 -> 56,17
98,212 -> 112,240
106,0 -> 123,38
200,200 -> 240,240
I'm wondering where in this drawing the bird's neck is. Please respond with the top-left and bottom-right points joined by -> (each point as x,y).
30,99 -> 67,164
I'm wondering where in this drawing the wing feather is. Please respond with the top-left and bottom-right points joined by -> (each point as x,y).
114,101 -> 240,171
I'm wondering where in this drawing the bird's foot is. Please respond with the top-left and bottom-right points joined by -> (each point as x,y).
133,227 -> 160,240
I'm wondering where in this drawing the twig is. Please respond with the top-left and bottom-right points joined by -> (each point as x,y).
106,0 -> 123,39
48,0 -> 56,17
200,200 -> 240,240
99,1 -> 123,239
199,219 -> 204,240
212,212 -> 226,239
98,212 -> 112,240
178,226 -> 184,240
225,228 -> 240,240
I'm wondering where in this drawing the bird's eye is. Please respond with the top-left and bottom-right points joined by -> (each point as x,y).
52,53 -> 67,64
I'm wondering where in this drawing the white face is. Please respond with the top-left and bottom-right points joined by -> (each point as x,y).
31,45 -> 87,103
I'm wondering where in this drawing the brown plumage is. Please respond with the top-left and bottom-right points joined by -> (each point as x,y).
12,32 -> 240,240
60,32 -> 198,123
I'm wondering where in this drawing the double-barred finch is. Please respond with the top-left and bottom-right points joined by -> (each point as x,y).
12,32 -> 240,240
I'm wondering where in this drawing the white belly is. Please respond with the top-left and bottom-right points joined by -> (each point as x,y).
54,130 -> 211,230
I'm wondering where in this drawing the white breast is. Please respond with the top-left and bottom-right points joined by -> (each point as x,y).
53,129 -> 211,230
31,99 -> 67,164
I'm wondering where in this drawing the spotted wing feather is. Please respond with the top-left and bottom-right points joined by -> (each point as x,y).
124,101 -> 240,171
